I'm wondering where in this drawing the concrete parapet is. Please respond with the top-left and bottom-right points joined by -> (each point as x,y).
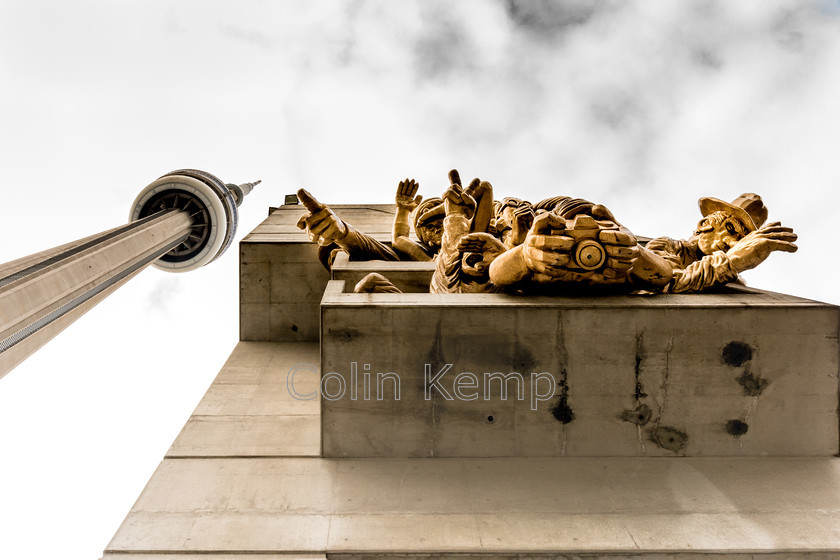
321,282 -> 839,458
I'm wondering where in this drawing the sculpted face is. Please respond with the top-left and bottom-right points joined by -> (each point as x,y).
413,198 -> 444,250
694,211 -> 750,255
417,219 -> 443,249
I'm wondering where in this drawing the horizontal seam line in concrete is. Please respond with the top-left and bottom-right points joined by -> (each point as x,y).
103,549 -> 327,555
320,303 -> 830,309
185,414 -> 320,418
102,546 -> 840,554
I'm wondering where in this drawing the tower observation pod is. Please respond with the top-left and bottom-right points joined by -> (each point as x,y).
0,169 -> 258,380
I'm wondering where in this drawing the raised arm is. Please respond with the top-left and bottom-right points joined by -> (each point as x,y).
391,178 -> 434,261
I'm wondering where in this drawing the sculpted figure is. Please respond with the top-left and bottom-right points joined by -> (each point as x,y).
632,194 -> 798,293
430,171 -> 506,294
489,192 -> 797,294
296,188 -> 399,268
391,178 -> 440,261
392,171 -> 495,261
491,197 -> 536,249
296,173 -> 796,295
489,204 -> 639,292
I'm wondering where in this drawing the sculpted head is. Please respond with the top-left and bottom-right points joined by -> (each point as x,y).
491,197 -> 533,248
693,193 -> 767,255
412,197 -> 444,250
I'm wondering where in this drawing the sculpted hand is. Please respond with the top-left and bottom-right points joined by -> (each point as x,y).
395,179 -> 422,212
457,233 -> 507,275
442,181 -> 476,219
463,177 -> 490,202
509,204 -> 536,248
354,272 -> 402,294
726,221 -> 798,273
296,188 -> 348,246
599,226 -> 639,279
522,211 -> 574,276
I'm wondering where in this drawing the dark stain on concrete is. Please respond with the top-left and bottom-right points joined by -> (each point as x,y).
424,320 -> 445,397
722,341 -> 752,367
726,419 -> 749,437
550,398 -> 574,424
650,426 -> 688,453
424,320 -> 445,366
634,332 -> 648,401
331,328 -> 360,343
550,368 -> 574,424
736,370 -> 768,397
621,404 -> 652,426
512,344 -> 537,373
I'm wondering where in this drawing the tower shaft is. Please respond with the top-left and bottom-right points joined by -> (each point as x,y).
0,209 -> 191,379
0,169 -> 256,380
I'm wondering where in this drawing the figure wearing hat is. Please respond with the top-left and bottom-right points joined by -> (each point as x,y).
634,193 -> 798,293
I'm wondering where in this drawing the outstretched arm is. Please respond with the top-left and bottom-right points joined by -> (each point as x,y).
391,178 -> 434,261
296,188 -> 399,262
726,222 -> 798,273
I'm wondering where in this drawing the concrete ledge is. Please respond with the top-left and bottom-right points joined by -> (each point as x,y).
331,252 -> 435,293
105,456 -> 840,556
321,283 -> 839,457
167,341 -> 320,458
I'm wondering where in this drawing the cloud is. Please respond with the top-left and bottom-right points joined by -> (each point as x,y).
145,276 -> 182,312
504,0 -> 619,37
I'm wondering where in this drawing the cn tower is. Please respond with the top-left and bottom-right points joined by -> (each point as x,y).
0,169 -> 257,379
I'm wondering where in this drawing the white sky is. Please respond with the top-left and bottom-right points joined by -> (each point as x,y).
0,1 -> 839,558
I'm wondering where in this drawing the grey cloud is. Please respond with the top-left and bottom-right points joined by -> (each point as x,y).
691,47 -> 724,70
504,0 -> 618,37
413,10 -> 474,80
771,8 -> 808,51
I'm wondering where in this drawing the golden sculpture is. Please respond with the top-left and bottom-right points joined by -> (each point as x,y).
391,179 -> 438,261
632,193 -> 797,293
296,188 -> 400,267
430,172 -> 506,294
295,171 -> 798,295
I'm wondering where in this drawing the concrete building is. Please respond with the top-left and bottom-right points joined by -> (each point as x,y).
96,202 -> 840,558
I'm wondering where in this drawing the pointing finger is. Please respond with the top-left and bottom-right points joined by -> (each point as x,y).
297,188 -> 326,213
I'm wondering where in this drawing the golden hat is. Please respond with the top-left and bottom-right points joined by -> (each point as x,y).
698,193 -> 767,232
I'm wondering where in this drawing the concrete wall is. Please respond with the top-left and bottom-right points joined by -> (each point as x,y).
321,282 -> 839,458
239,204 -> 396,342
